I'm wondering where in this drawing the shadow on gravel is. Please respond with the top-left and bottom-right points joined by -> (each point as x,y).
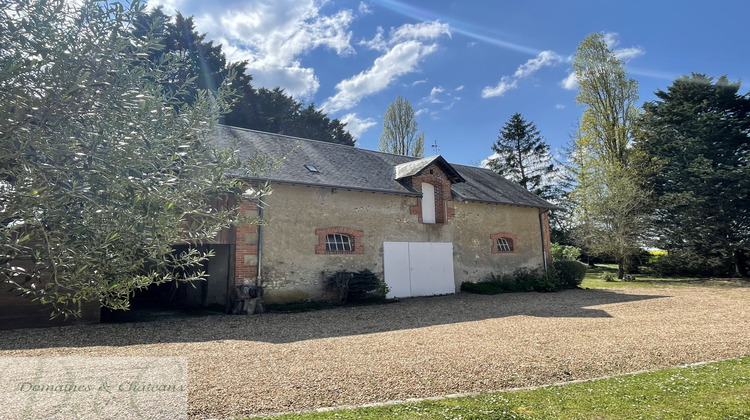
0,288 -> 668,349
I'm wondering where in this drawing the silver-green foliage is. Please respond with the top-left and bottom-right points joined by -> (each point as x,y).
0,0 -> 251,317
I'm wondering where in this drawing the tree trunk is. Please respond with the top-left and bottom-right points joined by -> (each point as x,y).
735,249 -> 749,278
617,261 -> 624,279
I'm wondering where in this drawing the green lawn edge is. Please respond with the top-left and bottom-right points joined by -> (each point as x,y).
581,264 -> 750,290
255,357 -> 750,419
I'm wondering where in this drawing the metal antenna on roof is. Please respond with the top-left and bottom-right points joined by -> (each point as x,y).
431,139 -> 440,154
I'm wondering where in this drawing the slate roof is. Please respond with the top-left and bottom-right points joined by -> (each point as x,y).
393,155 -> 465,184
211,125 -> 558,210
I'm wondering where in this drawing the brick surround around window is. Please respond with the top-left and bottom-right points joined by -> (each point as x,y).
407,163 -> 455,224
315,227 -> 364,255
490,232 -> 519,254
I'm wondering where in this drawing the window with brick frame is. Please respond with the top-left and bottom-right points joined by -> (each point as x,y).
490,233 -> 518,254
315,227 -> 364,255
326,233 -> 352,252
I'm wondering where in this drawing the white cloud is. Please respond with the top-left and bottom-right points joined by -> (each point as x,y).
360,26 -> 388,51
427,86 -> 445,103
513,50 -> 562,78
152,0 -> 358,99
360,21 -> 450,52
614,46 -> 645,61
391,21 -> 451,43
420,85 -> 462,117
603,32 -> 645,61
555,104 -> 566,109
358,2 -> 372,15
340,113 -> 377,139
560,71 -> 578,90
480,152 -> 500,169
323,21 -> 450,113
455,85 -> 464,91
482,50 -> 562,98
481,77 -> 518,98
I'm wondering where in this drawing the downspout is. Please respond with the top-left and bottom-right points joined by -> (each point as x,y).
538,209 -> 549,280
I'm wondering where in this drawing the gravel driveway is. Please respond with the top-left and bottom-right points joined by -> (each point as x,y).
2,285 -> 750,419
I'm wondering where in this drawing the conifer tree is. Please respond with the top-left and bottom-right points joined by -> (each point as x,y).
488,113 -> 555,198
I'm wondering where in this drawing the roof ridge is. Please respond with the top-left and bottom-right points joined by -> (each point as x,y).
217,124 -> 427,162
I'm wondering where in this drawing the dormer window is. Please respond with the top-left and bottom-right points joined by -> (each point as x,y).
394,156 -> 464,226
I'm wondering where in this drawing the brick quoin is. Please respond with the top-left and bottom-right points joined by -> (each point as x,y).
234,196 -> 260,285
407,163 -> 455,224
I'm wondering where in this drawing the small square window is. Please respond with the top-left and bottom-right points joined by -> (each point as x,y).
304,164 -> 319,173
326,233 -> 352,252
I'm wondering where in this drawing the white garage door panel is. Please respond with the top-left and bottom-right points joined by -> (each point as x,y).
383,242 -> 411,298
409,243 -> 454,296
383,242 -> 455,298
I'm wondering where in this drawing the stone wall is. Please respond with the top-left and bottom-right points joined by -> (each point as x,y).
247,183 -> 551,304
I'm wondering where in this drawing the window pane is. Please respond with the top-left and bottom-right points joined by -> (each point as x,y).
326,234 -> 352,252
497,238 -> 513,252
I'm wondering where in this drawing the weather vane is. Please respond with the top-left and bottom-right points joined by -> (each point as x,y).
431,139 -> 440,154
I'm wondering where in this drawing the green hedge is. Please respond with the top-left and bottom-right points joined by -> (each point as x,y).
553,260 -> 587,288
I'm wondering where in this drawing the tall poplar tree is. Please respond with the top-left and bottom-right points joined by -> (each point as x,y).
488,113 -> 555,198
569,33 -> 649,278
379,96 -> 425,157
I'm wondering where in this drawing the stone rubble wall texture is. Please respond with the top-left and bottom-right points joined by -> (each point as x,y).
244,182 -> 549,304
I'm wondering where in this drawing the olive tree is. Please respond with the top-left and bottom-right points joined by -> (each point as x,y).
0,0 -> 257,317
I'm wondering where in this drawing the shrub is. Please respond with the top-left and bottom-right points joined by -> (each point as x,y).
647,249 -> 668,265
325,269 -> 388,304
506,267 -> 557,292
551,243 -> 582,261
460,281 -> 504,295
552,260 -> 587,288
462,266 -> 559,295
648,249 -> 736,277
601,272 -> 617,282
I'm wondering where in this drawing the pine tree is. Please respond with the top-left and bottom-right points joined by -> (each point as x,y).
488,113 -> 555,198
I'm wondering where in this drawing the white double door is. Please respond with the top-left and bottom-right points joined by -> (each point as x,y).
383,242 -> 455,298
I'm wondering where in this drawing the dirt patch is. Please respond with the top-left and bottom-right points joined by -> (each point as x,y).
2,286 -> 750,419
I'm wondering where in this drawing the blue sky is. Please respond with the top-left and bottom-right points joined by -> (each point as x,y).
148,0 -> 749,166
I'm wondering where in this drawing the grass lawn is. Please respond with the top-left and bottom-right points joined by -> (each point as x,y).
581,264 -> 750,290
260,357 -> 750,419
